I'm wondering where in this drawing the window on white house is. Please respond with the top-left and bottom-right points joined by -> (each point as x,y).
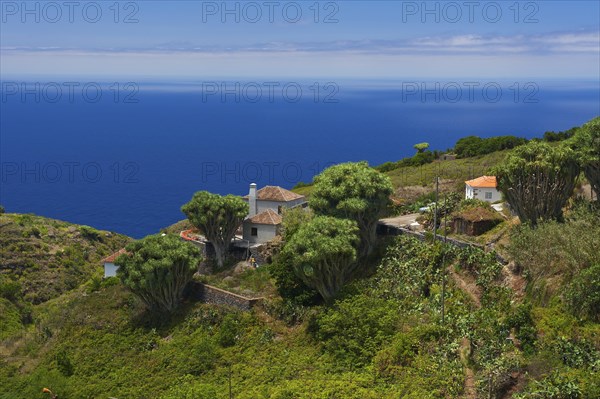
485,192 -> 493,200
251,227 -> 258,236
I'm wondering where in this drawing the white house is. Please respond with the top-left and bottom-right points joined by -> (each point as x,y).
242,208 -> 282,244
242,183 -> 306,244
465,176 -> 501,203
101,248 -> 127,278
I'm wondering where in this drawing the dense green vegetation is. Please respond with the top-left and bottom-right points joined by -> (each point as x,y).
2,117 -> 599,398
281,216 -> 359,302
310,161 -> 393,256
493,141 -> 580,226
117,234 -> 202,314
570,117 -> 600,198
0,212 -> 130,336
4,225 -> 597,398
453,135 -> 527,158
181,191 -> 248,268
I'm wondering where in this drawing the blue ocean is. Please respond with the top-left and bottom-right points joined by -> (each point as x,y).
1,79 -> 598,238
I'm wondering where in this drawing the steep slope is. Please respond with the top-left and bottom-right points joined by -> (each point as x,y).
0,213 -> 131,305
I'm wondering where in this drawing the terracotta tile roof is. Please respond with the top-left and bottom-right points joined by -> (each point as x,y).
101,248 -> 128,263
465,176 -> 497,188
244,186 -> 305,202
453,207 -> 503,222
247,209 -> 283,225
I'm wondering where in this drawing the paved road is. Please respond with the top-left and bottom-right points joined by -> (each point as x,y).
379,213 -> 420,228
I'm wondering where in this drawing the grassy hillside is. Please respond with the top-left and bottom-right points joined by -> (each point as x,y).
1,207 -> 599,398
292,150 -> 509,199
0,213 -> 131,306
386,151 -> 509,190
0,237 -> 481,398
2,127 -> 599,398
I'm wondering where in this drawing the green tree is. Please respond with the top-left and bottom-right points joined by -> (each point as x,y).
454,135 -> 527,158
270,207 -> 317,303
117,234 -> 201,314
454,136 -> 483,158
281,216 -> 359,302
413,142 -> 430,153
492,141 -> 579,226
181,191 -> 248,268
571,117 -> 600,198
281,206 -> 313,242
309,162 -> 393,256
0,205 -> 5,215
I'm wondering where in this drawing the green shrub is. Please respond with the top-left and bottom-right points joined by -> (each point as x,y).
291,181 -> 312,189
100,276 -> 120,288
311,295 -> 401,367
79,225 -> 102,241
565,264 -> 600,322
217,313 -> 242,347
514,371 -> 582,399
0,298 -> 23,340
454,135 -> 527,158
506,302 -> 537,354
159,375 -> 217,399
22,226 -> 41,238
55,350 -> 75,376
262,297 -> 312,326
543,126 -> 579,142
269,251 -> 319,305
0,276 -> 22,301
508,207 -> 600,303
374,161 -> 400,173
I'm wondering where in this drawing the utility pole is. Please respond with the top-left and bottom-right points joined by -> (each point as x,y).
433,176 -> 439,243
441,194 -> 448,325
228,363 -> 233,399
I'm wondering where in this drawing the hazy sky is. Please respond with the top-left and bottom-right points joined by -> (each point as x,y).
1,0 -> 599,79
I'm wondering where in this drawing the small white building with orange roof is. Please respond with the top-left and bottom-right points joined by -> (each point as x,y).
465,176 -> 501,203
101,248 -> 128,278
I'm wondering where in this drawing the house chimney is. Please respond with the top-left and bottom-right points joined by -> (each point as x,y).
248,183 -> 257,217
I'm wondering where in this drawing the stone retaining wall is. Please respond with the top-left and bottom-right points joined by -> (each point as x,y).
186,281 -> 263,311
377,222 -> 508,265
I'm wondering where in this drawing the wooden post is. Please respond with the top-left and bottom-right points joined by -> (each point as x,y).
228,363 -> 233,399
433,176 -> 439,243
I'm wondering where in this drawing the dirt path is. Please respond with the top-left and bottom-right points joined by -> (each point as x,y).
501,261 -> 527,301
459,337 -> 477,399
448,265 -> 481,309
449,260 -> 527,398
448,265 -> 481,398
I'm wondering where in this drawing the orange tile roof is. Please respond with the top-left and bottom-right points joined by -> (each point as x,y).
246,209 -> 283,225
244,186 -> 304,202
465,176 -> 497,188
101,248 -> 128,263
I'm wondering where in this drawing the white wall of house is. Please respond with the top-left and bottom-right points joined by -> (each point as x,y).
465,185 -> 474,199
256,198 -> 305,214
104,262 -> 119,278
243,223 -> 278,244
466,185 -> 502,203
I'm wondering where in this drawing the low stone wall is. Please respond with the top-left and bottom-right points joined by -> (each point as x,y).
186,281 -> 262,311
377,222 -> 508,265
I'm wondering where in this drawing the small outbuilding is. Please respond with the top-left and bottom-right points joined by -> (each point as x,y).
101,248 -> 127,278
452,206 -> 503,236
